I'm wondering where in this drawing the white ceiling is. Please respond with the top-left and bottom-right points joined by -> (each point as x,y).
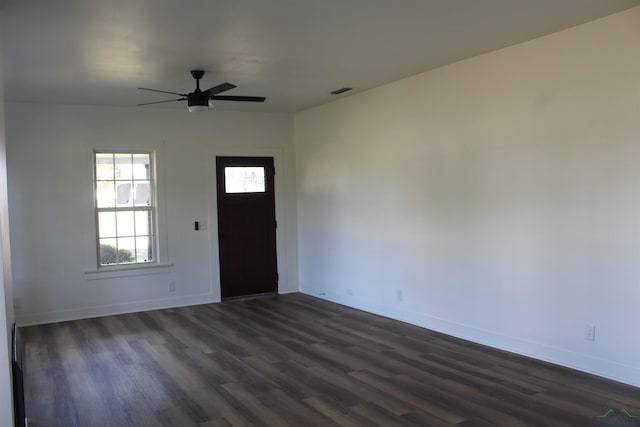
1,0 -> 638,113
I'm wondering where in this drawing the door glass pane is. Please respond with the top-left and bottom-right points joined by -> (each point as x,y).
225,167 -> 266,193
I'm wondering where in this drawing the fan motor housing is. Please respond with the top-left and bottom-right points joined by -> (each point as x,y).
188,91 -> 210,107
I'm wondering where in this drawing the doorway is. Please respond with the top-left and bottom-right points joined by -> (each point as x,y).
216,156 -> 278,299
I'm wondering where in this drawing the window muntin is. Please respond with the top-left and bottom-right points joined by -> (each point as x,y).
224,166 -> 266,193
95,152 -> 155,266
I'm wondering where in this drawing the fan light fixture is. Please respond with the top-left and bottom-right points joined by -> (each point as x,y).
187,88 -> 212,112
188,105 -> 208,113
188,100 -> 211,113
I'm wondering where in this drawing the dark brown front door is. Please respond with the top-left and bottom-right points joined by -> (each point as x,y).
216,156 -> 277,299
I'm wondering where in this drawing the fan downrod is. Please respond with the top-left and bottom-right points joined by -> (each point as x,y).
191,70 -> 205,90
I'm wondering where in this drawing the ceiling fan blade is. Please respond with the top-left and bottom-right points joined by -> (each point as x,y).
204,82 -> 237,95
137,98 -> 187,106
210,95 -> 266,102
138,87 -> 188,97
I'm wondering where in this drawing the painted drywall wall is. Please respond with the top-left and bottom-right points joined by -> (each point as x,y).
6,103 -> 298,325
0,29 -> 15,426
295,7 -> 640,386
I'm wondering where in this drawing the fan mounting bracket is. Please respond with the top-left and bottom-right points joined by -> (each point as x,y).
191,70 -> 205,80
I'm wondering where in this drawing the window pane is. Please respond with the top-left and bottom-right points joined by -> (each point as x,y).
135,236 -> 152,262
116,211 -> 135,237
98,212 -> 117,238
133,154 -> 151,179
115,153 -> 133,180
134,182 -> 151,206
96,153 -> 114,181
96,181 -> 115,208
135,210 -> 151,236
99,238 -> 118,265
225,167 -> 266,193
116,237 -> 136,263
116,182 -> 133,206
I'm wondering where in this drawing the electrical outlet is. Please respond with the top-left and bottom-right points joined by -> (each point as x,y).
347,288 -> 354,296
169,281 -> 176,292
585,325 -> 596,341
396,289 -> 403,302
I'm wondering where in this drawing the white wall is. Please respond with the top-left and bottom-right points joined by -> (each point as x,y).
0,27 -> 16,426
6,103 -> 298,325
295,7 -> 640,386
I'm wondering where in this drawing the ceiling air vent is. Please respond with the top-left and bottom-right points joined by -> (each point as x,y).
330,87 -> 352,95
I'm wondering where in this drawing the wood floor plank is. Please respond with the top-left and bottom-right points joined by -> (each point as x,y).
21,293 -> 640,426
303,396 -> 376,427
261,388 -> 341,427
350,402 -> 416,427
347,370 -> 466,424
198,419 -> 234,427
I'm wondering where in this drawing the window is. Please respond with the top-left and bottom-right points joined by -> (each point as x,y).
224,166 -> 266,193
94,152 -> 155,267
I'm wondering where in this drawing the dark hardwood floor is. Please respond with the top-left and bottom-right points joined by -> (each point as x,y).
22,293 -> 640,426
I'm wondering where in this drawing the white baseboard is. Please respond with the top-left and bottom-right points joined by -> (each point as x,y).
300,286 -> 640,389
15,293 -> 219,326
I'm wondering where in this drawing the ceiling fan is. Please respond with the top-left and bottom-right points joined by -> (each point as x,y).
137,70 -> 266,112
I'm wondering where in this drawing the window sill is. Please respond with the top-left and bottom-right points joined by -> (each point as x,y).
84,262 -> 173,280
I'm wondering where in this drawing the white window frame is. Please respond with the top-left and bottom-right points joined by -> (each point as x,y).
93,150 -> 157,268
